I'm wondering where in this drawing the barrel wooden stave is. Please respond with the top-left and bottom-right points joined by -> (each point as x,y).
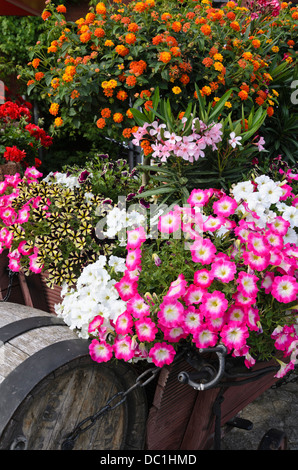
0,303 -> 148,450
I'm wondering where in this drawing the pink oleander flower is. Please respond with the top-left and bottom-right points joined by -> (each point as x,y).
88,315 -> 104,333
115,275 -> 138,301
114,335 -> 135,361
211,258 -> 237,283
193,323 -> 218,348
193,268 -> 214,288
149,342 -> 176,367
200,290 -> 228,318
157,297 -> 185,327
236,271 -> 259,297
135,317 -> 158,342
89,339 -> 113,363
126,293 -> 150,317
158,210 -> 181,234
271,275 -> 298,303
213,195 -> 238,218
190,236 -> 217,265
220,322 -> 249,353
126,226 -> 146,250
115,311 -> 134,335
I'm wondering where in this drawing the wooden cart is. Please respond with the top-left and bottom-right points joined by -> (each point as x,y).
0,260 -> 288,451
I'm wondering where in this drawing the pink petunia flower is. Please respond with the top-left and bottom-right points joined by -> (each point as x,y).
242,250 -> 270,271
17,240 -> 32,256
192,323 -> 218,348
183,284 -> 206,305
246,306 -> 260,331
247,232 -> 269,257
17,205 -> 30,224
233,290 -> 256,307
28,252 -> 43,273
203,215 -> 225,232
157,297 -> 185,327
126,226 -> 147,250
0,206 -> 17,226
190,236 -> 217,265
114,335 -> 135,361
163,325 -> 188,342
220,322 -> 249,352
213,195 -> 238,218
135,317 -> 158,342
226,305 -> 247,324
126,293 -> 150,318
193,268 -> 214,288
166,273 -> 188,299
236,271 -> 259,297
187,188 -> 209,207
115,311 -> 134,335
271,275 -> 298,303
89,339 -> 113,363
267,216 -> 290,236
158,210 -> 181,235
261,271 -> 275,294
115,275 -> 138,301
264,230 -> 284,250
183,306 -> 202,333
211,258 -> 237,283
200,290 -> 228,318
149,342 -> 176,367
88,315 -> 104,334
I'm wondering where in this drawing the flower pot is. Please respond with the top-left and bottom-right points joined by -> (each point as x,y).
0,162 -> 21,181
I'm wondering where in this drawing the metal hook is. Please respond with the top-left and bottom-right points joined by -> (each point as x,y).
178,344 -> 228,391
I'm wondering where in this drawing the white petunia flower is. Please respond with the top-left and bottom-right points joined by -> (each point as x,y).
232,180 -> 255,202
108,255 -> 126,273
282,206 -> 298,228
258,181 -> 283,204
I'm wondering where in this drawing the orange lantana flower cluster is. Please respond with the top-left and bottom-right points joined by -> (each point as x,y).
21,0 -> 297,142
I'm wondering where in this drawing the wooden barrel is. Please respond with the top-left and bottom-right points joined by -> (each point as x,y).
0,303 -> 147,450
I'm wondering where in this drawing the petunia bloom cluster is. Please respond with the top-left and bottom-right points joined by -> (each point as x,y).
86,171 -> 298,376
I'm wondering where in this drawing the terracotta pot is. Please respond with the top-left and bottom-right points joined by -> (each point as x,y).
0,162 -> 21,181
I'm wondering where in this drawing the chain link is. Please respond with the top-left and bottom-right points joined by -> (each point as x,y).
0,269 -> 15,303
271,366 -> 298,389
61,366 -> 160,450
